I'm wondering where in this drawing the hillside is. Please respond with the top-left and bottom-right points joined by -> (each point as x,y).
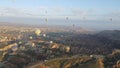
29,56 -> 104,68
29,52 -> 120,68
46,30 -> 120,55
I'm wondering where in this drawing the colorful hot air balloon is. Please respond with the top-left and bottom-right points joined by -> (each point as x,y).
35,29 -> 41,36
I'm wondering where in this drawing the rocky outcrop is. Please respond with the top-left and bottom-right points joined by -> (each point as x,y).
113,60 -> 120,68
30,56 -> 105,68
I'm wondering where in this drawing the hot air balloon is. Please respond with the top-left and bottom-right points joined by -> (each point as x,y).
66,17 -> 69,20
45,18 -> 48,22
18,41 -> 22,44
110,18 -> 112,21
11,46 -> 18,52
29,36 -> 33,39
35,29 -> 41,36
73,24 -> 75,28
43,34 -> 46,37
66,46 -> 70,52
9,0 -> 16,3
45,10 -> 48,22
45,11 -> 47,14
83,17 -> 86,20
72,24 -> 75,32
32,43 -> 36,47
50,41 -> 53,44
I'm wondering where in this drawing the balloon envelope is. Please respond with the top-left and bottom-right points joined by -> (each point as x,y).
35,29 -> 41,36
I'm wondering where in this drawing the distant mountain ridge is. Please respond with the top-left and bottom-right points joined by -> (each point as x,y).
96,30 -> 120,40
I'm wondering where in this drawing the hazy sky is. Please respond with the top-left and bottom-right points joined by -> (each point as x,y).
0,0 -> 120,30
0,0 -> 120,19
